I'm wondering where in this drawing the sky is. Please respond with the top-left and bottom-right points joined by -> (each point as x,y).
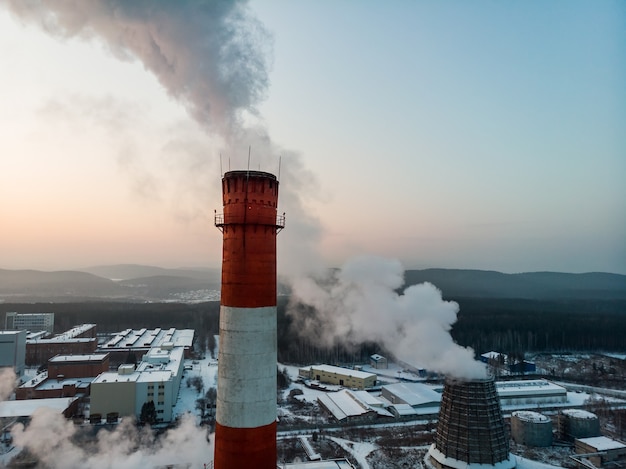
0,0 -> 624,274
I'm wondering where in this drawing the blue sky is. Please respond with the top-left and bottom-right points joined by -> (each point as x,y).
0,0 -> 624,273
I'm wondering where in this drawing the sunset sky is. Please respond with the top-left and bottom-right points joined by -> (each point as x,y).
0,0 -> 624,274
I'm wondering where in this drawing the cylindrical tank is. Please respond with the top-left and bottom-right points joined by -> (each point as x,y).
213,170 -> 284,469
558,409 -> 600,441
427,377 -> 516,469
511,411 -> 553,447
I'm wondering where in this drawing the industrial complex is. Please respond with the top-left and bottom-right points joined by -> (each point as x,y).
2,171 -> 626,469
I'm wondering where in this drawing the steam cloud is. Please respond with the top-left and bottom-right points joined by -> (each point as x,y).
11,409 -> 212,469
0,368 -> 17,401
3,0 -> 271,137
289,256 -> 487,380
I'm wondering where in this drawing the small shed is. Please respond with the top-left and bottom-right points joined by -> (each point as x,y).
370,354 -> 388,369
574,436 -> 626,468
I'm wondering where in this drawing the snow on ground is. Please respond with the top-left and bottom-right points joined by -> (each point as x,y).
173,357 -> 218,421
329,437 -> 376,469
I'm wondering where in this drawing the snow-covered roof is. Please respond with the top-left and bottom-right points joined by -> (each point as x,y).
496,380 -> 566,398
561,409 -> 597,419
0,397 -> 78,418
370,354 -> 386,361
482,351 -> 505,359
49,353 -> 108,363
284,460 -> 354,468
307,364 -> 376,380
382,382 -> 442,406
576,436 -> 626,451
391,403 -> 418,416
32,378 -> 93,391
317,390 -> 374,421
512,411 -> 550,424
93,347 -> 183,385
100,328 -> 193,351
350,390 -> 384,407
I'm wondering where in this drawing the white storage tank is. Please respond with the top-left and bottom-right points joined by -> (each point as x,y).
511,411 -> 553,447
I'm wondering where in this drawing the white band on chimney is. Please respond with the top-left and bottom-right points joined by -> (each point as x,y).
216,305 -> 277,429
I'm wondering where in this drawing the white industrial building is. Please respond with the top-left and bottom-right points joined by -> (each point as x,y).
496,379 -> 567,406
90,344 -> 184,423
0,330 -> 26,376
381,382 -> 442,409
99,328 -> 194,361
317,389 -> 392,422
299,364 -> 377,389
5,312 -> 54,333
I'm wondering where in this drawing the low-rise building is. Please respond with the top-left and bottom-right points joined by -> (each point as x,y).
574,436 -> 626,468
90,345 -> 184,423
496,379 -> 567,406
5,312 -> 54,334
98,328 -> 194,364
370,354 -> 388,369
25,324 -> 97,366
299,365 -> 377,390
381,382 -> 442,409
317,390 -> 379,423
16,354 -> 108,400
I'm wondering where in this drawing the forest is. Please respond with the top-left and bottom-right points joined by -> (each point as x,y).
2,296 -> 625,365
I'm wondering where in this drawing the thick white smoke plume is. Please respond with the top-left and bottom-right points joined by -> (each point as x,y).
3,0 -> 271,137
289,256 -> 487,380
11,409 -> 213,469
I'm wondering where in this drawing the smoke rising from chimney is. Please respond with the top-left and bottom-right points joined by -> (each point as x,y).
3,0 -> 271,138
288,255 -> 487,380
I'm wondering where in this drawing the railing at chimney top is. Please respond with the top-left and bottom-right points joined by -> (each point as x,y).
214,212 -> 285,233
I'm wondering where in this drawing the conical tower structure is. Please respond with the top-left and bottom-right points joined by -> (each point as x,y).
426,377 -> 516,469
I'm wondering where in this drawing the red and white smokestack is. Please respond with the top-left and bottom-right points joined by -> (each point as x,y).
214,170 -> 284,468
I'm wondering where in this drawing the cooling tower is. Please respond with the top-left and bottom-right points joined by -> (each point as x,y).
214,170 -> 285,469
426,377 -> 516,469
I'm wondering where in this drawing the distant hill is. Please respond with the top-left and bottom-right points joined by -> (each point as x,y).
0,268 -> 123,299
78,264 -> 220,281
0,266 -> 221,302
1,266 -> 623,302
403,269 -> 626,299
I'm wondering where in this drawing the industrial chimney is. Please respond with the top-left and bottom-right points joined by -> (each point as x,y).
214,170 -> 284,468
426,377 -> 516,469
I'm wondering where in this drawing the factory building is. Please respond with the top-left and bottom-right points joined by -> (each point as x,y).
25,324 -> 97,366
317,390 -> 380,423
16,354 -> 108,400
90,345 -> 184,423
213,170 -> 285,469
299,365 -> 377,390
381,382 -> 442,409
98,328 -> 194,364
496,379 -> 566,406
5,312 -> 54,334
317,389 -> 393,423
0,330 -> 26,376
573,436 -> 626,468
